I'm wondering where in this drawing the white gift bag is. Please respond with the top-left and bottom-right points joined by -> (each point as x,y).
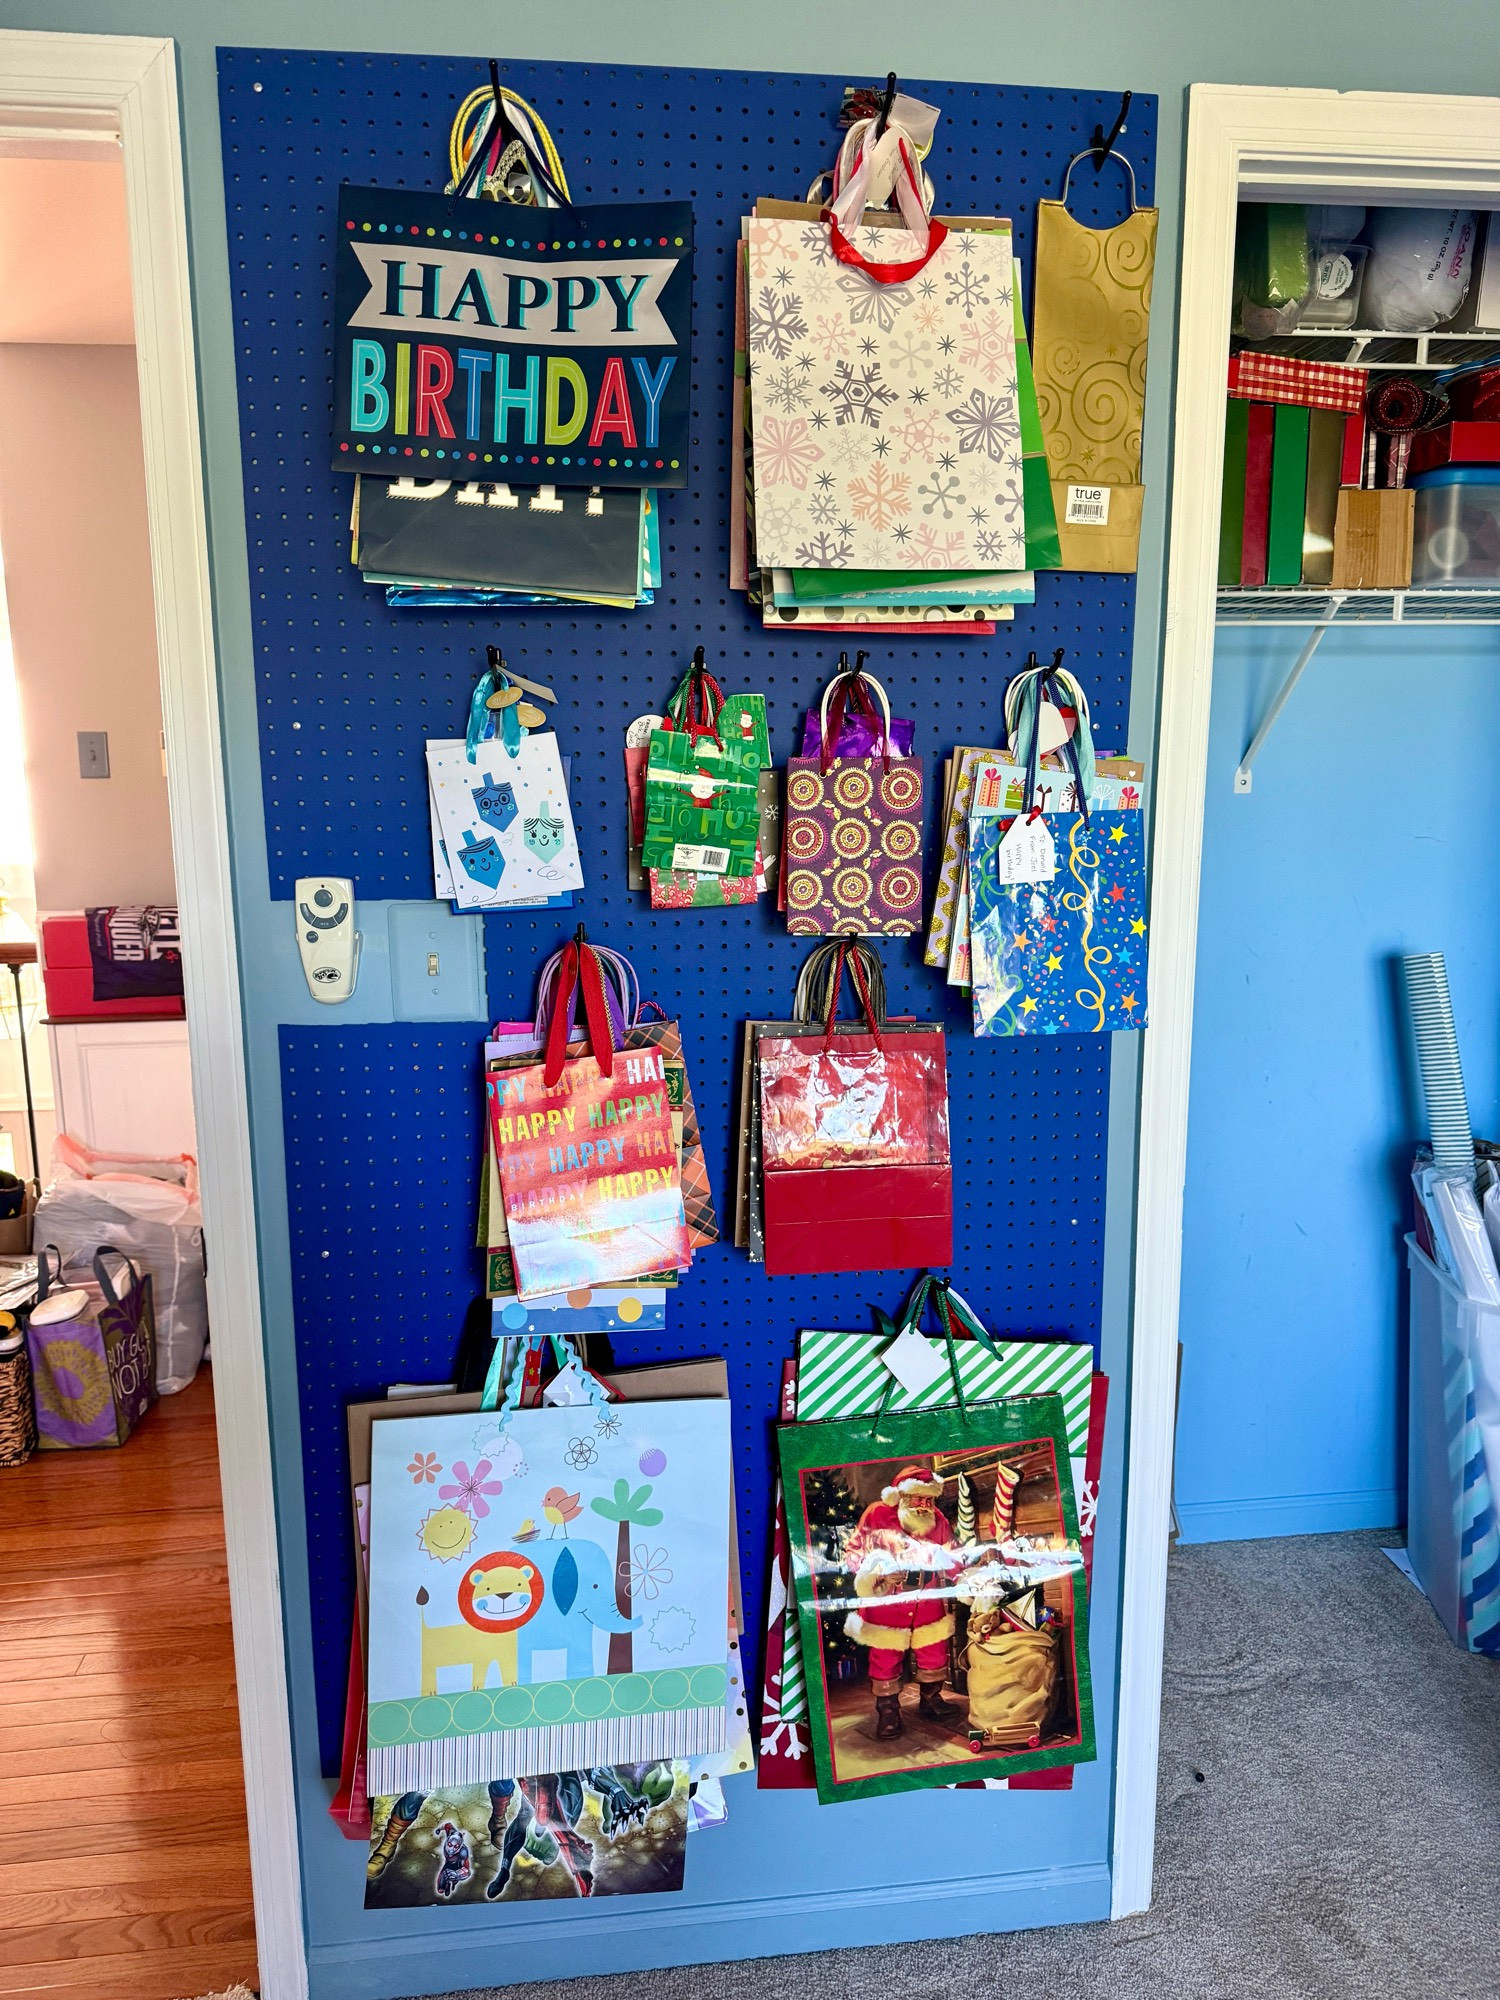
745,214 -> 1025,572
426,734 -> 584,910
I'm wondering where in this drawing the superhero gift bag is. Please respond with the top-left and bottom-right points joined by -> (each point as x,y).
27,1246 -> 157,1450
784,670 -> 925,938
777,1397 -> 1094,1803
757,943 -> 951,1275
640,653 -> 768,881
967,810 -> 1148,1036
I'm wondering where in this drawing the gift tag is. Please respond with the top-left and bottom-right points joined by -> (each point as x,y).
542,1356 -> 599,1406
879,1324 -> 949,1397
625,713 -> 662,749
994,810 -> 1057,886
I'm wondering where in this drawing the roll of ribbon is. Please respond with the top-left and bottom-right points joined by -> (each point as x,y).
1368,374 -> 1449,435
1401,952 -> 1475,1181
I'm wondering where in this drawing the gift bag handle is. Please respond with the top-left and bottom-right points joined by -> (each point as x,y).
1007,650 -> 1095,826
867,1274 -> 999,1441
820,115 -> 948,284
543,931 -> 617,1087
1057,145 -> 1140,216
792,939 -> 887,1027
535,943 -> 638,1045
819,657 -> 895,775
664,647 -> 726,752
34,1242 -> 63,1302
820,939 -> 884,1052
92,1246 -> 143,1309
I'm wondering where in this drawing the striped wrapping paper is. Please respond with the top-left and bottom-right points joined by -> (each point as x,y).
795,1327 -> 1093,1456
1402,953 -> 1475,1180
370,1704 -> 726,1795
1442,1329 -> 1500,1654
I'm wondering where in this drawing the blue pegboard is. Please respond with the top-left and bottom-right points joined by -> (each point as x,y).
222,44 -> 1151,1950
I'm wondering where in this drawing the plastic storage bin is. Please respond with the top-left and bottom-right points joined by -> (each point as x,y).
1409,467 -> 1500,586
1405,1235 -> 1500,1653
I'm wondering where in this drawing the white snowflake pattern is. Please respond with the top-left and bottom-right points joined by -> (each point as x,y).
887,332 -> 934,379
821,360 -> 897,429
811,313 -> 852,362
794,530 -> 855,566
799,223 -> 833,262
945,256 -> 991,319
764,362 -> 812,415
889,409 -> 944,465
959,308 -> 1016,384
917,471 -> 965,520
758,415 -> 822,489
909,522 -> 968,568
846,462 -> 913,531
825,426 -> 870,471
809,489 -> 841,526
747,285 -> 809,360
946,387 -> 1018,463
975,528 -> 1010,563
835,269 -> 910,333
755,495 -> 799,546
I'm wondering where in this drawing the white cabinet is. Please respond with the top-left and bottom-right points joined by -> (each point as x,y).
45,1019 -> 197,1159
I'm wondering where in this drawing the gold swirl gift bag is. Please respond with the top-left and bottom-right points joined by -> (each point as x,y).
1031,160 -> 1157,574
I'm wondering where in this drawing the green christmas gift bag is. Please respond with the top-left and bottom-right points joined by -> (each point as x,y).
777,1395 -> 1094,1803
641,648 -> 768,880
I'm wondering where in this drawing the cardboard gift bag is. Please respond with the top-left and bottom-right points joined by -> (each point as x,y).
757,942 -> 951,1275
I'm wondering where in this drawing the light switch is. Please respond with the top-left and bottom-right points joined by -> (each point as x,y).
77,731 -> 109,779
387,903 -> 488,1021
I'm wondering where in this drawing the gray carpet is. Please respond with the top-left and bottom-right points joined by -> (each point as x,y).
424,1532 -> 1500,1999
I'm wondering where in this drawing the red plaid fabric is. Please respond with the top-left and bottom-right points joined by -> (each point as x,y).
1228,352 -> 1368,414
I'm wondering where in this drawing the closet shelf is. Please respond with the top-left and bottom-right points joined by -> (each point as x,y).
1237,329 -> 1500,370
1218,586 -> 1500,626
1219,587 -> 1500,794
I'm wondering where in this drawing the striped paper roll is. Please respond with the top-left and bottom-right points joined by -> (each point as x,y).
0,1331 -> 36,1468
1402,952 -> 1475,1179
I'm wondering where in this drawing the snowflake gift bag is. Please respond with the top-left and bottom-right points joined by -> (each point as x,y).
744,215 -> 1025,573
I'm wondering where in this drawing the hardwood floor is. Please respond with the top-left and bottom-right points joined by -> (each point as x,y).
0,1369 -> 259,1998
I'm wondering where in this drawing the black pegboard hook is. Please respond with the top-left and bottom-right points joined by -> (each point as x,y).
1090,91 -> 1132,174
872,71 -> 898,141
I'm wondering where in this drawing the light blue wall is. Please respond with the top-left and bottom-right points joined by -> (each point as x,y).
1176,628 -> 1500,1542
10,0 -> 1500,1987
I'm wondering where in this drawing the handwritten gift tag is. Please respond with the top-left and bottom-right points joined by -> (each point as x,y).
994,811 -> 1057,886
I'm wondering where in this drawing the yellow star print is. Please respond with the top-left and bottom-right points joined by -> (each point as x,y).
1130,918 -> 1146,936
1020,996 -> 1038,1014
1045,952 -> 1063,971
1109,824 -> 1126,844
1013,932 -> 1029,950
1121,993 -> 1138,1013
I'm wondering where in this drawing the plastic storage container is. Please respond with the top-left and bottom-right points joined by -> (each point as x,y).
1409,467 -> 1500,586
1405,1235 -> 1500,1653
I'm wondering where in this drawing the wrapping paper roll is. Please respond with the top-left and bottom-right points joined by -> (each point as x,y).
1402,952 -> 1476,1179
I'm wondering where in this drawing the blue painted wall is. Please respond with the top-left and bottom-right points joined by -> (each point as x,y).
1176,628 -> 1500,1543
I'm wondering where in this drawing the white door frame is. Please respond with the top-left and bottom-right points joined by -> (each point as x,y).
0,31 -> 307,1997
1114,82 -> 1500,1917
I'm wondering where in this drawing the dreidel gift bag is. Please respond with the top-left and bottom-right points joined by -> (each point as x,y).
758,941 -> 951,1275
489,932 -> 692,1299
27,1245 -> 157,1450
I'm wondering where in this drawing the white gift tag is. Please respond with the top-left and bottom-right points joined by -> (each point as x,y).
879,1325 -> 949,1396
625,713 -> 662,749
1035,698 -> 1070,757
542,1358 -> 597,1406
994,810 -> 1057,885
1065,483 -> 1111,526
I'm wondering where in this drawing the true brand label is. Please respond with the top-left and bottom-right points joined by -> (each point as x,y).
1065,484 -> 1111,526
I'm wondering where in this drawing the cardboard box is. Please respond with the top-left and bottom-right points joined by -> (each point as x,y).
1331,487 -> 1414,590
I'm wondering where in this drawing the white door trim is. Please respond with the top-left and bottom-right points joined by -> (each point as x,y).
1114,82 -> 1500,1919
0,31 -> 307,1997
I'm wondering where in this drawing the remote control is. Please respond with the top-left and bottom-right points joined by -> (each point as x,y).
294,876 -> 360,1003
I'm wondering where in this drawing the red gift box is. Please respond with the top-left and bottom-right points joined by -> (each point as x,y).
40,915 -> 184,1023
1409,422 -> 1500,477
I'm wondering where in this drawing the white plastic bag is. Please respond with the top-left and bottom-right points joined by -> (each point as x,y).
1432,1174 -> 1500,1305
1361,208 -> 1476,333
34,1135 -> 208,1393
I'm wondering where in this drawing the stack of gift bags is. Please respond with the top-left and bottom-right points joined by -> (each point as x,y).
479,936 -> 718,1304
623,651 -> 777,910
426,652 -> 583,914
925,656 -> 1149,1035
731,91 -> 1060,632
758,1271 -> 1108,1802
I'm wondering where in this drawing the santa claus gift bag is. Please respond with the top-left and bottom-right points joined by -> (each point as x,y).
640,649 -> 769,881
776,1397 -> 1093,1802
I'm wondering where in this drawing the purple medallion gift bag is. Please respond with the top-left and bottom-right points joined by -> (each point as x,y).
27,1245 -> 158,1450
784,666 -> 926,938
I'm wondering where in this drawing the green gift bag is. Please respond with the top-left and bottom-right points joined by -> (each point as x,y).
641,649 -> 769,879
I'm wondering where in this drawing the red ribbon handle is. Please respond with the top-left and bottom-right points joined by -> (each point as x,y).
820,940 -> 885,1052
542,938 -> 616,1088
